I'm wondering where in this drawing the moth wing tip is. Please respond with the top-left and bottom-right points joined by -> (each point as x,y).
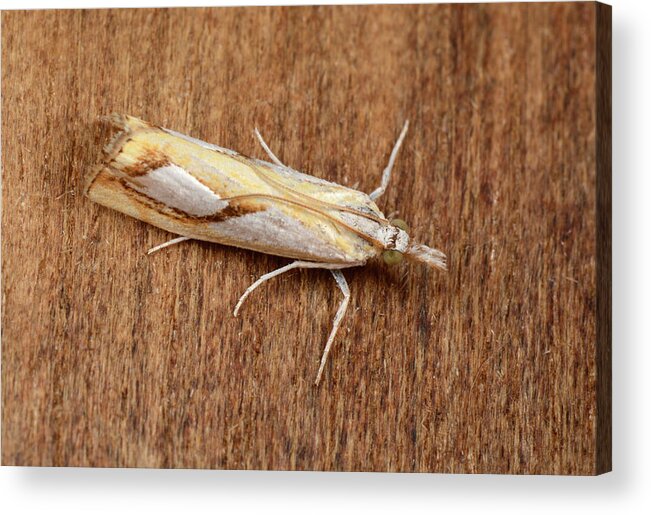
83,164 -> 106,197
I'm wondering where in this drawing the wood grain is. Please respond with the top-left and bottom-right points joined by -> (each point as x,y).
1,3 -> 611,474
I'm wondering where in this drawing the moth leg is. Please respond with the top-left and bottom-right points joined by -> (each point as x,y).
254,128 -> 286,168
314,270 -> 350,385
233,260 -> 347,317
369,120 -> 410,201
146,236 -> 191,255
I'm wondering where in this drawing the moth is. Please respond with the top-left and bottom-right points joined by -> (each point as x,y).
85,114 -> 446,384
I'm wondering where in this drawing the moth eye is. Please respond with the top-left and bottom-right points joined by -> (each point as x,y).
391,218 -> 409,233
383,250 -> 404,266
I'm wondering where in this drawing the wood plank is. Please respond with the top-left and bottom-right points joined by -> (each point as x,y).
1,2 -> 611,474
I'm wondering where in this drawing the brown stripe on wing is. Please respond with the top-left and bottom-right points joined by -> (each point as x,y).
87,148 -> 172,194
117,177 -> 266,223
120,148 -> 171,177
98,114 -> 154,168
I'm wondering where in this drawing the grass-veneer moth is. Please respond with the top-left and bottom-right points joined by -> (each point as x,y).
85,114 -> 447,385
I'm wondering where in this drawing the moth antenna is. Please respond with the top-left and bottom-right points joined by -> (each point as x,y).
405,243 -> 447,271
369,120 -> 409,201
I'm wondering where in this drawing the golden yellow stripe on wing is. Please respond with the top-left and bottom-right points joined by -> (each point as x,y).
225,155 -> 394,251
218,192 -> 386,248
245,159 -> 390,225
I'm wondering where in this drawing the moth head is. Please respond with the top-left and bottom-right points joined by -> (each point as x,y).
381,218 -> 447,271
382,218 -> 409,266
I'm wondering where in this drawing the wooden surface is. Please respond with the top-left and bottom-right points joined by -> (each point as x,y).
1,3 -> 611,474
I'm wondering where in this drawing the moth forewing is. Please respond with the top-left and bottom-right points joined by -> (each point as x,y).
86,115 -> 384,264
86,114 -> 447,384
